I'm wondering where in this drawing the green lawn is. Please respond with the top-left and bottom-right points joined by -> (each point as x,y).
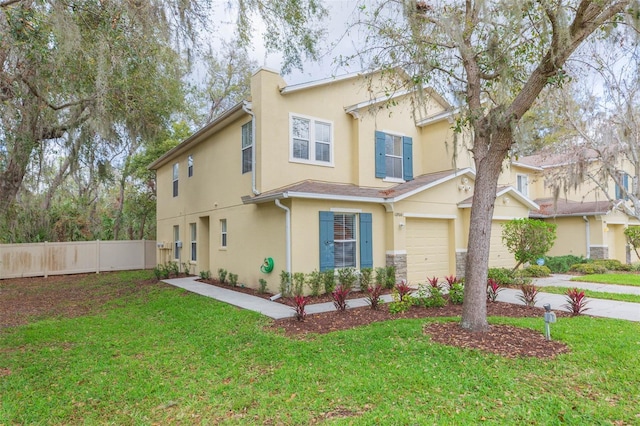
538,286 -> 640,304
1,275 -> 639,424
571,273 -> 640,287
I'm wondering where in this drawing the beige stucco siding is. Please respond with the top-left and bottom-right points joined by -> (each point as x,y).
288,199 -> 388,274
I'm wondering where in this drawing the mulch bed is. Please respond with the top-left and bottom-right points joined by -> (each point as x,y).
201,278 -> 571,359
1,274 -> 571,359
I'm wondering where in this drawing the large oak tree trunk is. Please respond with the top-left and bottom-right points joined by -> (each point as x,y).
462,126 -> 512,331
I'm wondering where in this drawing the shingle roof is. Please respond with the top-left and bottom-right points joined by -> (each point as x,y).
242,169 -> 472,204
516,149 -> 599,168
530,198 -> 613,218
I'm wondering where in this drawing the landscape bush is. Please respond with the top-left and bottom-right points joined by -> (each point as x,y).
543,255 -> 587,273
488,268 -> 516,286
520,265 -> 551,277
570,263 -> 607,275
332,285 -> 350,311
486,278 -> 502,302
517,283 -> 539,307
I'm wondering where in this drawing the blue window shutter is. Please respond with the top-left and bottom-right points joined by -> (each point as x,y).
319,211 -> 335,272
375,131 -> 386,178
403,136 -> 413,181
359,213 -> 373,269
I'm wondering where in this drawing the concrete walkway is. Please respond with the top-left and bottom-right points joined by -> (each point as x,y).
163,275 -> 640,322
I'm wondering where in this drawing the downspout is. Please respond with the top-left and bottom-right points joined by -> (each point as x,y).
271,198 -> 291,301
242,101 -> 259,195
583,216 -> 590,259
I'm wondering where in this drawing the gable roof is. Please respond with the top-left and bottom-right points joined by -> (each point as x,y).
514,148 -> 599,169
242,168 -> 476,204
530,198 -> 615,218
457,186 -> 540,210
149,102 -> 248,170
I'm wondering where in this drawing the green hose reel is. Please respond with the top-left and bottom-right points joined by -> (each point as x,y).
260,257 -> 274,273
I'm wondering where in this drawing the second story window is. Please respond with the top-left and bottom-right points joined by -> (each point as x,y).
188,155 -> 193,177
517,174 -> 529,197
375,131 -> 413,182
242,121 -> 253,174
172,163 -> 179,197
290,114 -> 333,166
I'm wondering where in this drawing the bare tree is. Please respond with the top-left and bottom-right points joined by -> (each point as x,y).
544,40 -> 640,219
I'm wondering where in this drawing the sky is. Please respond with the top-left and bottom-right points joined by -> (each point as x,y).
211,0 -> 364,85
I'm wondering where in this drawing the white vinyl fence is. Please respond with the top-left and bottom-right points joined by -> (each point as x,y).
0,240 -> 157,279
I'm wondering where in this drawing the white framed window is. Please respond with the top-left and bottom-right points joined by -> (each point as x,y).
188,155 -> 193,177
517,174 -> 529,197
242,121 -> 252,174
334,214 -> 357,268
385,133 -> 403,180
220,219 -> 227,248
290,113 -> 333,166
173,225 -> 181,260
190,223 -> 196,262
172,163 -> 179,197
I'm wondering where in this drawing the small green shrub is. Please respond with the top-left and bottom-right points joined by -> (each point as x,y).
359,268 -> 373,290
521,265 -> 551,277
416,280 -> 446,308
167,261 -> 180,277
448,282 -> 464,305
488,268 -> 516,286
306,270 -> 323,297
279,271 -> 292,297
544,255 -> 587,273
181,263 -> 191,275
199,270 -> 211,280
385,266 -> 397,289
153,265 -> 166,280
388,290 -> 414,314
570,263 -> 607,275
228,273 -> 238,287
322,270 -> 336,294
258,278 -> 268,294
374,267 -> 386,287
591,259 -> 633,271
337,267 -> 358,291
292,272 -> 305,296
218,268 -> 228,284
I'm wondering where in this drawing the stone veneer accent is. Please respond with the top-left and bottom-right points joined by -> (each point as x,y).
386,253 -> 407,282
455,251 -> 467,278
590,246 -> 609,260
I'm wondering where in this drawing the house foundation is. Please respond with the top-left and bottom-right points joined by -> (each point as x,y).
590,245 -> 609,260
386,252 -> 407,282
455,250 -> 467,278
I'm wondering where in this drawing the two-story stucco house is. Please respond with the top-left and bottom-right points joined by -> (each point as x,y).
149,68 -> 540,292
500,150 -> 640,263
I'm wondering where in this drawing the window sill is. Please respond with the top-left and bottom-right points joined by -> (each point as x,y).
219,247 -> 227,251
289,158 -> 334,168
383,177 -> 405,184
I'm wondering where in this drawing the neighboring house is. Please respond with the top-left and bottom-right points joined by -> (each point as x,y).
150,68 -> 538,292
502,151 -> 640,263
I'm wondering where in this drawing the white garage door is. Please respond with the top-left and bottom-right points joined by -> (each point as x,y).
489,221 -> 513,268
406,218 -> 450,285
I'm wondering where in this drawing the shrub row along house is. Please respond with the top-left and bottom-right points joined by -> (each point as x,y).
150,69 -> 639,292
